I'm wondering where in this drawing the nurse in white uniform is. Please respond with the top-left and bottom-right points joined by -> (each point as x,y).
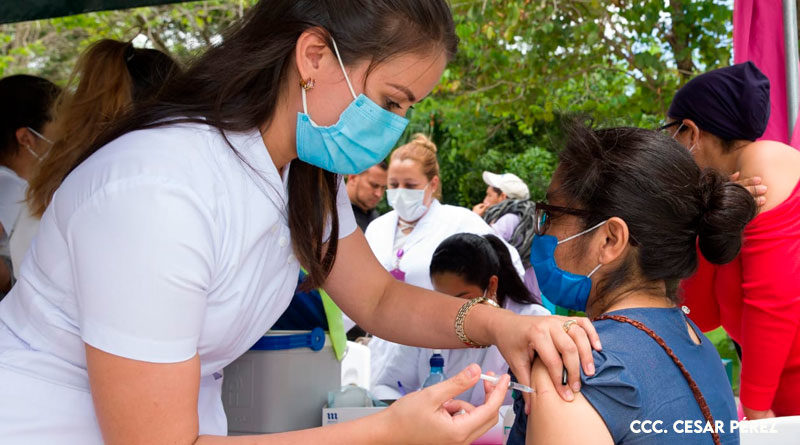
0,75 -> 59,295
372,233 -> 551,405
0,1 -> 601,443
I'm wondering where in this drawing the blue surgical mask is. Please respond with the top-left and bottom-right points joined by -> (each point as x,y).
295,39 -> 409,175
530,220 -> 606,311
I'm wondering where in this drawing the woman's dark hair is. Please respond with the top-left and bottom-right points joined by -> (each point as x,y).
429,233 -> 536,307
124,43 -> 178,102
555,125 -> 757,304
27,39 -> 179,218
70,0 -> 458,289
0,75 -> 60,163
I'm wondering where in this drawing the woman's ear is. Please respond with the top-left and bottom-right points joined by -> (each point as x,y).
487,275 -> 499,300
684,119 -> 701,149
597,217 -> 629,266
15,127 -> 36,151
294,29 -> 331,85
426,175 -> 441,203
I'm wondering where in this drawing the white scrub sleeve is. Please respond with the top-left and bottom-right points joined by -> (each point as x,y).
65,179 -> 215,363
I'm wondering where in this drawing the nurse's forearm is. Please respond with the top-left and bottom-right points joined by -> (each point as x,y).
195,412 -> 389,444
364,279 -> 508,349
323,230 -> 506,349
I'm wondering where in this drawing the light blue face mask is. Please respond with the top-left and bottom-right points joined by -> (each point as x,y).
295,39 -> 410,175
530,220 -> 606,312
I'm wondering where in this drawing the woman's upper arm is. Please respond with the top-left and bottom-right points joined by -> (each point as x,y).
66,179 -> 215,362
527,359 -> 613,445
86,344 -> 201,445
323,229 -> 392,325
737,226 -> 800,409
69,181 -> 214,442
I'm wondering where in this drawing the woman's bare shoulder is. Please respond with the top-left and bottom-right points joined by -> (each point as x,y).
739,140 -> 800,212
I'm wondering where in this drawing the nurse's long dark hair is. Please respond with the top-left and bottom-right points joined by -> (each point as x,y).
71,0 -> 458,289
429,233 -> 536,308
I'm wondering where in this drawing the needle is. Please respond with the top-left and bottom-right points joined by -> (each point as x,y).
480,373 -> 535,393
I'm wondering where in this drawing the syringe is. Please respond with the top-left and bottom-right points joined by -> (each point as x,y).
480,373 -> 534,393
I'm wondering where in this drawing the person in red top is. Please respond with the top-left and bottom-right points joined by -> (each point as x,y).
663,61 -> 800,419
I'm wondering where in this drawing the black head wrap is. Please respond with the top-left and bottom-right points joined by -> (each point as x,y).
668,61 -> 770,141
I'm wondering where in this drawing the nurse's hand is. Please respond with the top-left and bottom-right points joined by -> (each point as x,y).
730,171 -> 767,207
377,363 -> 508,445
489,313 -> 601,415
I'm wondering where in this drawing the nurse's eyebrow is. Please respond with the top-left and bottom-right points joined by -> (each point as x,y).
389,83 -> 416,103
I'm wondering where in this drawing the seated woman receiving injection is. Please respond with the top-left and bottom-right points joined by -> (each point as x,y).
507,125 -> 755,445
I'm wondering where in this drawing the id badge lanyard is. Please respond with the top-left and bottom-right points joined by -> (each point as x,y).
388,219 -> 427,282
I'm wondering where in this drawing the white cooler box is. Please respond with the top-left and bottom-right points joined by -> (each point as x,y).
222,328 -> 341,434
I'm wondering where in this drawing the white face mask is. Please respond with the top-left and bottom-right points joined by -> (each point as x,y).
671,123 -> 696,154
25,126 -> 54,162
387,185 -> 429,222
24,145 -> 45,161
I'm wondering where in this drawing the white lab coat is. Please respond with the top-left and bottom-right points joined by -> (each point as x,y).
370,301 -> 550,405
364,200 -> 525,290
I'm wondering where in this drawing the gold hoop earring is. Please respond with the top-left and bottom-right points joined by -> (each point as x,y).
300,78 -> 315,90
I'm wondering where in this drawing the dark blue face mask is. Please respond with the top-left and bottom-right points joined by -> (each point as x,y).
530,220 -> 606,312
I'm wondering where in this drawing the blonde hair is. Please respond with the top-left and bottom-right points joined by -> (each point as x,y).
390,133 -> 441,199
26,39 -> 177,217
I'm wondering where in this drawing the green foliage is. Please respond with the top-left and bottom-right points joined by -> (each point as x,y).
0,0 -> 734,209
706,327 -> 741,394
409,0 -> 733,207
0,0 -> 257,82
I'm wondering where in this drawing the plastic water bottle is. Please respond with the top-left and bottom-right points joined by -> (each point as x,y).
422,350 -> 446,388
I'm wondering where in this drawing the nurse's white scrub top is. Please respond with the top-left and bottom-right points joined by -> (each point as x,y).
0,123 -> 356,443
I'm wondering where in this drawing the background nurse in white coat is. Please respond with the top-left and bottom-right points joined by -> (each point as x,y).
0,1 -> 601,443
372,233 -> 551,405
365,134 -> 525,290
364,134 -> 526,367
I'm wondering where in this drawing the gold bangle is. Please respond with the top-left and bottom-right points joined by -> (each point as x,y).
454,297 -> 500,348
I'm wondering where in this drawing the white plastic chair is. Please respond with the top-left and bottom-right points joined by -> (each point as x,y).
739,415 -> 800,444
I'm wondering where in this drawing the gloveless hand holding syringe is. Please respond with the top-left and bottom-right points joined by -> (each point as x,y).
480,373 -> 534,393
